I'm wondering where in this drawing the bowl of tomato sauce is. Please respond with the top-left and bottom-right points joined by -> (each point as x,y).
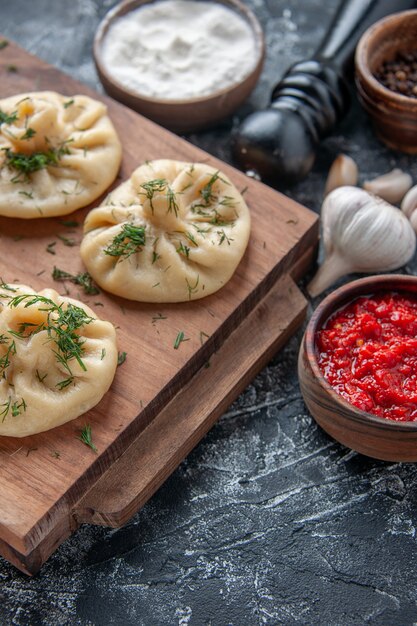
298,274 -> 417,461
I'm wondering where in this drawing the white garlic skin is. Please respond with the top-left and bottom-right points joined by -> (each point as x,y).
324,154 -> 358,196
363,168 -> 413,205
401,184 -> 417,222
308,186 -> 416,297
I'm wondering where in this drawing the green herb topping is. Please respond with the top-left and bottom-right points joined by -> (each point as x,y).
104,224 -> 146,259
0,110 -> 18,126
4,293 -> 94,390
2,141 -> 71,182
0,397 -> 26,422
139,178 -> 179,217
21,128 -> 36,140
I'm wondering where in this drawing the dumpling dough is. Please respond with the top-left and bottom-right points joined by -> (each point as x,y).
0,91 -> 122,218
0,284 -> 117,437
80,160 -> 251,302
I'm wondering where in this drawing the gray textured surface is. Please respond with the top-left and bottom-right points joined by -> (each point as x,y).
1,1 -> 417,625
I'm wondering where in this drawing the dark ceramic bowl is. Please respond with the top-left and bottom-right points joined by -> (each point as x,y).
93,0 -> 265,133
298,274 -> 417,462
355,10 -> 417,154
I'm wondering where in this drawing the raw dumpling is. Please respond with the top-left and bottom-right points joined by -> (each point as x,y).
0,91 -> 122,218
0,283 -> 117,437
80,160 -> 251,302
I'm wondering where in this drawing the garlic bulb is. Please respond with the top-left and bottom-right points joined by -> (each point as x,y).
324,154 -> 358,196
363,168 -> 413,205
401,184 -> 417,233
308,186 -> 416,297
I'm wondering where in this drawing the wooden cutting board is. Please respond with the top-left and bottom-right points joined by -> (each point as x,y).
0,40 -> 318,575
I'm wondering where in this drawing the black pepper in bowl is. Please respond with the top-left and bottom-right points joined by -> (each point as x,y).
374,50 -> 417,98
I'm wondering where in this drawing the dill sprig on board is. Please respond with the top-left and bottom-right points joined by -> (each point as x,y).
78,424 -> 97,453
52,266 -> 100,295
104,223 -> 146,259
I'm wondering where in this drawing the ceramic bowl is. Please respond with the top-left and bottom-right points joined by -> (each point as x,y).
93,0 -> 265,133
355,9 -> 417,154
298,274 -> 417,462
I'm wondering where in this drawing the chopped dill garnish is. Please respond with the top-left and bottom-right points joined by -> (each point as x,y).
36,369 -> 47,383
2,141 -> 71,181
21,127 -> 36,140
63,99 -> 74,109
217,229 -> 234,245
176,241 -> 190,258
18,190 -> 34,199
100,348 -> 106,361
117,351 -> 127,366
199,171 -> 228,205
0,40 -> 9,50
57,234 -> 77,247
26,447 -> 38,456
185,275 -> 199,300
185,231 -> 198,246
0,337 -> 16,377
152,250 -> 161,264
7,293 -> 94,390
139,178 -> 168,211
152,313 -> 167,324
173,331 -> 189,350
0,109 -> 17,125
51,451 -> 61,459
104,223 -> 146,259
0,397 -> 26,422
7,64 -> 17,73
139,178 -> 179,216
218,196 -> 236,208
0,281 -> 17,292
46,242 -> 56,255
58,219 -> 79,227
52,266 -> 100,295
78,424 -> 97,453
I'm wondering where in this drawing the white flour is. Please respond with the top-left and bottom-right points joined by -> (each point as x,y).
101,0 -> 258,100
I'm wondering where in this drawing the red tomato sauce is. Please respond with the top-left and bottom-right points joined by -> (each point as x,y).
316,291 -> 417,422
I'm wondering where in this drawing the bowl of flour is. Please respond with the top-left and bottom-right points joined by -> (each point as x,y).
94,0 -> 265,132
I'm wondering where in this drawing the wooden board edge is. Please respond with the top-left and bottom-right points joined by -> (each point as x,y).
0,272 -> 307,574
73,273 -> 307,526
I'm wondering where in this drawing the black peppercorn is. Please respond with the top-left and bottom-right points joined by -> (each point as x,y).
375,50 -> 417,98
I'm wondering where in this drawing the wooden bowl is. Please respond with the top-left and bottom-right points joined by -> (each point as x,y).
93,0 -> 265,133
355,10 -> 417,154
298,274 -> 417,462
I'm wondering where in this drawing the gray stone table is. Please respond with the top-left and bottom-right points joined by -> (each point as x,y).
1,1 -> 417,624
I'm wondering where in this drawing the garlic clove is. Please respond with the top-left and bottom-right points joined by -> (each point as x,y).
401,184 -> 417,219
307,186 -> 416,297
410,210 -> 417,233
307,250 -> 355,298
324,154 -> 358,196
363,168 -> 413,205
